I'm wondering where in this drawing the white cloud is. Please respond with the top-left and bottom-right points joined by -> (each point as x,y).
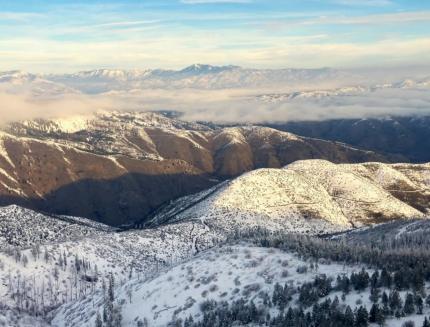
275,10 -> 430,27
0,12 -> 44,21
329,11 -> 430,25
89,20 -> 161,28
1,35 -> 429,73
332,0 -> 392,6
0,92 -> 113,124
1,71 -> 430,125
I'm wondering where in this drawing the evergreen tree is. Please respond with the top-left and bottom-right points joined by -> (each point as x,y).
344,306 -> 355,326
426,295 -> 430,307
369,304 -> 385,327
379,268 -> 392,288
108,273 -> 115,302
370,287 -> 380,303
375,308 -> 385,327
411,270 -> 425,294
394,270 -> 407,290
355,306 -> 369,327
416,294 -> 424,314
381,291 -> 390,315
370,271 -> 379,288
184,315 -> 194,327
404,293 -> 415,315
369,304 -> 379,323
390,290 -> 403,312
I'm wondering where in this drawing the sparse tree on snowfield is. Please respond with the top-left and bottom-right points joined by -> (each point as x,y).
415,294 -> 424,314
184,315 -> 194,327
108,273 -> 115,302
22,254 -> 28,267
44,247 -> 49,263
113,305 -> 122,327
95,311 -> 103,327
370,287 -> 380,303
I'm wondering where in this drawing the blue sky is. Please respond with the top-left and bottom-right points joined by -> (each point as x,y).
0,0 -> 429,72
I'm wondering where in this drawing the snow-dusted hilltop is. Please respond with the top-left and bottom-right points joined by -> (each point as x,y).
147,160 -> 430,229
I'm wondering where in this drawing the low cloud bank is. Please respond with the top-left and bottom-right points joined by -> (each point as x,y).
105,87 -> 430,123
0,92 -> 113,125
1,86 -> 430,126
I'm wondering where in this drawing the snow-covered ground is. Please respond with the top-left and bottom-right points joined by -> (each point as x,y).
0,219 -> 226,313
0,189 -> 348,321
0,308 -> 50,327
0,205 -> 114,249
51,242 -> 430,327
50,243 -> 357,326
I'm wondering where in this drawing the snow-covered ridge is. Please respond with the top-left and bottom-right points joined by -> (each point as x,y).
256,77 -> 430,103
148,159 -> 429,229
0,70 -> 79,98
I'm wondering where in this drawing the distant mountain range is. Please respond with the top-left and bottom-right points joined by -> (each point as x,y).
47,65 -> 351,92
1,65 -> 428,96
0,65 -> 359,94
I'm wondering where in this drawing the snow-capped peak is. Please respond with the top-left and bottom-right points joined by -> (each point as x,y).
0,70 -> 38,84
179,64 -> 240,75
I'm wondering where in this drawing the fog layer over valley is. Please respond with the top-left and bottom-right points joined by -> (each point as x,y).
1,66 -> 430,124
